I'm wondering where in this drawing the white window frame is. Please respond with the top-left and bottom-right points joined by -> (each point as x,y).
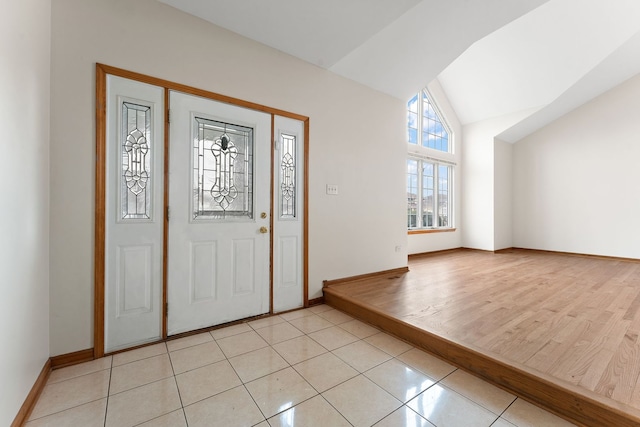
408,88 -> 453,154
407,157 -> 453,230
407,88 -> 455,231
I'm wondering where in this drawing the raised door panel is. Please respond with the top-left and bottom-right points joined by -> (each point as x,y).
105,75 -> 164,352
273,116 -> 305,312
167,91 -> 270,335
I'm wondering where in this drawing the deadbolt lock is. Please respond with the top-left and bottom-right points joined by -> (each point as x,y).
260,212 -> 267,219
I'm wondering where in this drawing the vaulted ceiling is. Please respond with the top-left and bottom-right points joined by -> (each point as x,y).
158,0 -> 640,142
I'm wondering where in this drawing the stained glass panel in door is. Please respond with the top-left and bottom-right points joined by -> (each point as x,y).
193,117 -> 253,220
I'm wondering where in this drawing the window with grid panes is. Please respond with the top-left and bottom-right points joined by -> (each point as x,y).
407,89 -> 453,230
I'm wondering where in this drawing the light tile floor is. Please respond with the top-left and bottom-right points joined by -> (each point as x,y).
26,305 -> 577,427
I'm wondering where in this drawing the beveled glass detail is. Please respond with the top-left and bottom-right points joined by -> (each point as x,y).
121,102 -> 152,220
279,133 -> 296,219
193,117 -> 253,220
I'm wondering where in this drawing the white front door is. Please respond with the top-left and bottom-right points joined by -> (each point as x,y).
167,92 -> 271,335
103,73 -> 307,351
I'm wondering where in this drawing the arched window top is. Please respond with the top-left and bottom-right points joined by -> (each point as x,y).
407,89 -> 451,153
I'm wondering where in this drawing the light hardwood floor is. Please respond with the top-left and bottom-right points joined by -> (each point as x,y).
323,248 -> 640,427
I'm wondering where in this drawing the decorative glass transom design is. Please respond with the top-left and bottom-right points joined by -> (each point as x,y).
193,117 -> 253,220
121,102 -> 152,220
279,133 -> 297,219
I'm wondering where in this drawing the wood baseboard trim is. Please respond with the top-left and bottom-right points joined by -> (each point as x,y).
510,247 -> 640,263
408,247 -> 640,263
493,247 -> 514,254
322,267 -> 409,288
408,247 -> 464,259
323,287 -> 640,427
50,348 -> 95,369
408,227 -> 456,235
11,358 -> 51,427
308,296 -> 324,306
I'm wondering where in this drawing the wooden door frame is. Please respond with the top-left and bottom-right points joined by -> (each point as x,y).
94,63 -> 310,358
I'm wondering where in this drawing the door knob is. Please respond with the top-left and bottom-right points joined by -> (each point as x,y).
259,226 -> 268,234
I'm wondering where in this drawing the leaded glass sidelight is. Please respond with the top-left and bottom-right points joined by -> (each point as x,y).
121,102 -> 152,220
193,117 -> 253,220
279,133 -> 297,219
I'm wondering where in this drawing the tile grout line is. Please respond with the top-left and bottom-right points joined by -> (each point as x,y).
171,334 -> 260,424
241,383 -> 268,424
424,369 -> 517,426
435,368 -> 522,421
292,316 -> 402,426
103,356 -> 113,427
493,397 -> 521,427
289,316 -> 356,423
252,314 -> 353,423
24,367 -> 113,424
288,312 -> 420,419
166,342 -> 185,413
222,328 -> 274,425
256,319 -> 355,426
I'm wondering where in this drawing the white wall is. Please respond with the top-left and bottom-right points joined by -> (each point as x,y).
50,0 -> 407,355
462,109 -> 536,251
513,74 -> 640,257
461,121 -> 496,251
407,79 -> 463,255
0,1 -> 51,424
494,138 -> 513,250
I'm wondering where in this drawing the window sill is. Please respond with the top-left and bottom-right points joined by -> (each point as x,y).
408,228 -> 456,235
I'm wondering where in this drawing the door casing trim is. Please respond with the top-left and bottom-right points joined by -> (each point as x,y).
95,63 -> 310,358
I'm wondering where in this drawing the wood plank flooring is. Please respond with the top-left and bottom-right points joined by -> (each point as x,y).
323,248 -> 640,426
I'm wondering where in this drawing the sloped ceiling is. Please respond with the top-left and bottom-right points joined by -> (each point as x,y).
498,29 -> 640,143
158,0 -> 640,142
157,0 -> 547,100
438,0 -> 640,133
157,0 -> 422,69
